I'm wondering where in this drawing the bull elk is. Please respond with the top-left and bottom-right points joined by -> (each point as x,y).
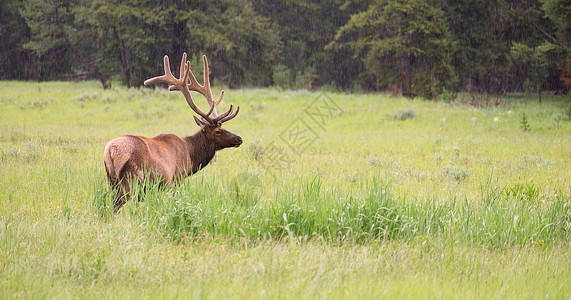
103,53 -> 242,212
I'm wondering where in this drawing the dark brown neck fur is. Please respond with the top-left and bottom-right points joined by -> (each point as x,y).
184,131 -> 217,174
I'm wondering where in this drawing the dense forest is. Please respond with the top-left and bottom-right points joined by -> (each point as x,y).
1,0 -> 569,98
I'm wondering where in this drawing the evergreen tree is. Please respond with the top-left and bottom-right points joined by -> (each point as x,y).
19,0 -> 76,79
330,0 -> 456,98
0,0 -> 33,80
3,0 -> 568,93
540,0 -> 571,91
254,0 -> 348,89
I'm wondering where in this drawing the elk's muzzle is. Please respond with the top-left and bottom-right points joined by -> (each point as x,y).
234,136 -> 243,147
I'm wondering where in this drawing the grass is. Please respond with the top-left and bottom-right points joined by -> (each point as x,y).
1,80 -> 570,298
111,176 -> 569,248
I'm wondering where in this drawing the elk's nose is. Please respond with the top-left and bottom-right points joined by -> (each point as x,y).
233,136 -> 243,147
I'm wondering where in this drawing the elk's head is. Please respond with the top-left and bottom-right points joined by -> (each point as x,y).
194,118 -> 242,149
144,53 -> 242,149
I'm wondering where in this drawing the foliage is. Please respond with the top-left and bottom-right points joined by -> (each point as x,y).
73,0 -> 181,87
16,0 -> 281,88
1,0 -> 570,94
540,0 -> 571,50
510,42 -> 554,103
19,0 -> 76,78
560,98 -> 571,121
254,0 -> 349,89
199,0 -> 282,87
540,0 -> 571,92
0,0 -> 32,80
329,0 -> 457,98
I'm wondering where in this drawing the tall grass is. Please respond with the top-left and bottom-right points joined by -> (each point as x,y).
97,175 -> 570,248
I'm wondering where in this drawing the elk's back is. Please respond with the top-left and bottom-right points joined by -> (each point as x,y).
103,134 -> 190,184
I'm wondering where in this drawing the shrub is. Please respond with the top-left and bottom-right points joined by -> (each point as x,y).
392,109 -> 416,120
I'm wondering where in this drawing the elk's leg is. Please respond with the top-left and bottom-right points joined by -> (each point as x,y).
113,181 -> 130,213
112,161 -> 143,212
106,167 -> 125,213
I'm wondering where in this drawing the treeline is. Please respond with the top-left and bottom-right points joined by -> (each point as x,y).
1,0 -> 569,98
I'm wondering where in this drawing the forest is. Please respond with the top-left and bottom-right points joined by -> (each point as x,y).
1,0 -> 570,99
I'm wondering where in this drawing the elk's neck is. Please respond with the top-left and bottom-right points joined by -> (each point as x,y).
184,131 -> 217,174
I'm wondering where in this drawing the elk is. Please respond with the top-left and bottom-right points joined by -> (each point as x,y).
103,53 -> 242,212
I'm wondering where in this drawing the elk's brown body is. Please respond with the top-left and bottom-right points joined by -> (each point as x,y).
104,53 -> 242,212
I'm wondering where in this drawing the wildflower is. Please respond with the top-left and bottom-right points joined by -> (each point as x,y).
494,117 -> 499,122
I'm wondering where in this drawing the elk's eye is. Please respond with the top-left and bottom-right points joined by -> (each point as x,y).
215,131 -> 222,135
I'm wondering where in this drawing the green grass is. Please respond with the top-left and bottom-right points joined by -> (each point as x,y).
1,80 -> 570,298
112,176 -> 569,249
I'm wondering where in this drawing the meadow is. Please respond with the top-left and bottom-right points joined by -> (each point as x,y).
0,80 -> 570,298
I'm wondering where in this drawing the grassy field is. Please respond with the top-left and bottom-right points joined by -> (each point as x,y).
1,80 -> 570,298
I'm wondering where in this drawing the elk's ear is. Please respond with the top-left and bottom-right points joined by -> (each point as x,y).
194,116 -> 207,129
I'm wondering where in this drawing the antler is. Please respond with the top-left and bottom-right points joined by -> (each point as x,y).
144,53 -> 239,124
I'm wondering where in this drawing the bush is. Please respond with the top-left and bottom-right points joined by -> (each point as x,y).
392,109 -> 416,120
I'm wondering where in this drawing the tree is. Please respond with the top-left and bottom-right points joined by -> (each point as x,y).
7,0 -> 568,94
540,0 -> 570,48
20,0 -> 110,88
442,0 -> 514,94
330,0 -> 456,98
53,0 -> 110,88
0,0 -> 33,80
539,0 -> 571,91
19,0 -> 76,79
254,0 -> 349,89
195,0 -> 282,87
19,0 -> 279,88
74,0 -> 280,87
510,42 -> 552,103
73,0 -> 175,87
